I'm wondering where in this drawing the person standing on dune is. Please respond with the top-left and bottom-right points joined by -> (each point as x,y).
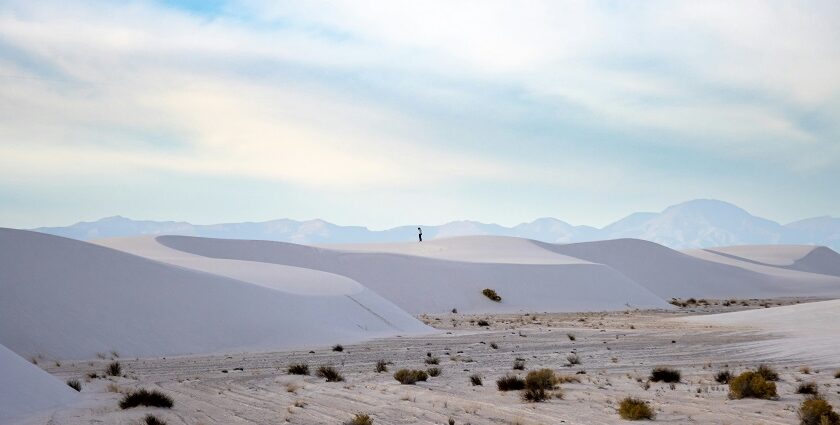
418,227 -> 423,242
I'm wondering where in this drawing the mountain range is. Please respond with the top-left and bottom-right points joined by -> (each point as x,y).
30,199 -> 840,250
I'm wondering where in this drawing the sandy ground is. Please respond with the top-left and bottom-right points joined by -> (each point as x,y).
28,298 -> 840,425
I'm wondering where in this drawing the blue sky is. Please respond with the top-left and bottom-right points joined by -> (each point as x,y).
1,0 -> 839,229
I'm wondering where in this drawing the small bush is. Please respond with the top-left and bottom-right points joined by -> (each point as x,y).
513,359 -> 525,370
728,371 -> 777,399
490,342 -> 498,349
332,344 -> 344,352
618,397 -> 655,420
394,369 -> 428,385
425,357 -> 440,365
756,364 -> 779,381
144,415 -> 167,425
375,359 -> 388,373
106,361 -> 122,377
119,389 -> 174,409
482,288 -> 502,302
469,374 -> 483,386
288,363 -> 309,375
66,379 -> 81,392
566,354 -> 581,366
522,369 -> 558,402
496,374 -> 525,391
316,366 -> 344,382
567,333 -> 576,341
345,413 -> 374,425
649,367 -> 680,383
477,320 -> 490,327
797,382 -> 819,395
427,367 -> 441,377
715,370 -> 732,384
799,396 -> 840,425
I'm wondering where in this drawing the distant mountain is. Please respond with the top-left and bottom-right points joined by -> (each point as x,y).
30,199 -> 840,250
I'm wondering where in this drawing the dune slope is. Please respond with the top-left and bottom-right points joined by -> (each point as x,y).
0,228 -> 429,360
0,343 -> 77,425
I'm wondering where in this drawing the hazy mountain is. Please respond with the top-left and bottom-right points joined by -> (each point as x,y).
30,199 -> 839,250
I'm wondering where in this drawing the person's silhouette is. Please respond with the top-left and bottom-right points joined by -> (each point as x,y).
418,227 -> 422,242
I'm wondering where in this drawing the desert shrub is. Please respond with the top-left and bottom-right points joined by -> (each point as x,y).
522,369 -> 558,402
482,288 -> 502,302
345,413 -> 374,425
393,369 -> 428,385
425,357 -> 440,365
756,364 -> 779,381
567,333 -> 576,341
496,374 -> 525,391
106,361 -> 122,377
66,379 -> 81,391
799,396 -> 840,425
427,367 -> 441,377
513,359 -> 525,370
375,359 -> 388,373
332,344 -> 344,352
490,342 -> 498,349
469,374 -> 483,386
715,370 -> 732,384
566,354 -> 581,366
618,397 -> 655,420
649,367 -> 680,383
797,382 -> 819,395
119,389 -> 174,409
287,363 -> 309,375
316,365 -> 344,382
728,371 -> 777,399
144,415 -> 167,425
477,320 -> 490,327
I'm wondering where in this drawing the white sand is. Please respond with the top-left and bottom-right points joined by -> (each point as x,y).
0,343 -> 78,425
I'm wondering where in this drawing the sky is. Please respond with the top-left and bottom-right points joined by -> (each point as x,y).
1,0 -> 839,229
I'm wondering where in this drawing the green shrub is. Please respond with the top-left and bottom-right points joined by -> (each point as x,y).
715,370 -> 732,384
66,379 -> 81,392
316,365 -> 344,382
469,374 -> 483,386
756,364 -> 779,381
797,382 -> 819,395
496,374 -> 525,391
728,371 -> 777,399
144,414 -> 167,425
798,396 -> 840,425
649,367 -> 680,383
618,397 -> 654,420
119,389 -> 174,409
345,413 -> 374,425
106,361 -> 122,377
482,288 -> 501,302
287,363 -> 309,375
375,359 -> 388,373
522,369 -> 558,402
393,369 -> 428,385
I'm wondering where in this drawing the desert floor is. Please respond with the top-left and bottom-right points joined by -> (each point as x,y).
35,297 -> 840,425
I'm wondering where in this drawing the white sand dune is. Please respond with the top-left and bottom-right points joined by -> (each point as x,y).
683,299 -> 840,366
0,228 -> 430,360
686,244 -> 840,278
0,343 -> 78,425
117,235 -> 673,314
539,238 -> 840,299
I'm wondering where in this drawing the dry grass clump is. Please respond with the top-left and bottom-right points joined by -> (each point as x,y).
425,357 -> 440,365
798,396 -> 839,425
332,344 -> 344,352
482,288 -> 502,302
469,374 -> 483,386
427,367 -> 441,377
796,382 -> 819,395
512,359 -> 526,370
756,364 -> 779,381
316,365 -> 344,382
477,320 -> 490,327
728,371 -> 777,400
287,363 -> 309,375
618,397 -> 655,420
556,374 -> 581,384
393,369 -> 428,385
649,367 -> 680,383
119,389 -> 174,409
566,354 -> 581,366
375,359 -> 388,373
522,369 -> 560,402
344,413 -> 374,425
715,370 -> 732,384
496,374 -> 525,391
66,379 -> 81,392
144,414 -> 167,425
106,361 -> 122,377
